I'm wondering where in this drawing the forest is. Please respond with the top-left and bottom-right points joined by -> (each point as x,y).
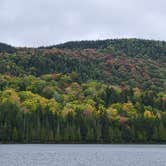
0,38 -> 166,143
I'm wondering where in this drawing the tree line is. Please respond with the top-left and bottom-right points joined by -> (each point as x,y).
0,73 -> 166,143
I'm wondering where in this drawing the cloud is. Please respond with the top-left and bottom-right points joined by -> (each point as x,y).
0,0 -> 166,47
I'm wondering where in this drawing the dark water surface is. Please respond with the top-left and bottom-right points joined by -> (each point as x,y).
0,144 -> 166,166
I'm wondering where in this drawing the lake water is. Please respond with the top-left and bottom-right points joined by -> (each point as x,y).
0,144 -> 166,166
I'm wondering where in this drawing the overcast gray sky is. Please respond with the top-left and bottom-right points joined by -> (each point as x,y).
0,0 -> 166,47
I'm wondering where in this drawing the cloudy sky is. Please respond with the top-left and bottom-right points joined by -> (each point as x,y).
0,0 -> 166,47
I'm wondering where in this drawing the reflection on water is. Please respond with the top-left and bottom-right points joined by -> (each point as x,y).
0,144 -> 166,166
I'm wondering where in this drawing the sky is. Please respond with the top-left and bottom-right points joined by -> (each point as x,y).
0,0 -> 166,47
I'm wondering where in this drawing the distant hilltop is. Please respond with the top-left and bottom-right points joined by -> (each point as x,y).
1,38 -> 166,59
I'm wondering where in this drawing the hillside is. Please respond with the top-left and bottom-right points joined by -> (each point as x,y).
1,39 -> 166,91
0,38 -> 166,143
0,42 -> 16,53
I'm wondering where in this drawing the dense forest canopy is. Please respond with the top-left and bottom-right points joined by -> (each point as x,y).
0,38 -> 166,143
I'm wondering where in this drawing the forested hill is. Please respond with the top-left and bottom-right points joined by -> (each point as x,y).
1,39 -> 166,91
0,38 -> 166,143
43,38 -> 166,58
0,42 -> 16,53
